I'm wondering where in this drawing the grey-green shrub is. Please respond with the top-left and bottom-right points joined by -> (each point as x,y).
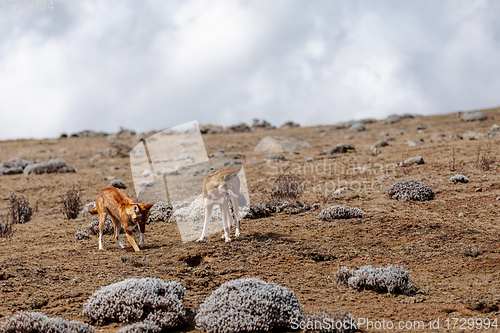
449,174 -> 469,184
195,278 -> 303,333
334,265 -> 412,295
317,206 -> 364,221
82,278 -> 185,329
0,312 -> 94,333
117,321 -> 161,333
386,180 -> 434,201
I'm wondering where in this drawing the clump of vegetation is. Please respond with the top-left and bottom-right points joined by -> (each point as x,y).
461,244 -> 484,258
245,202 -> 272,219
75,229 -> 89,240
464,294 -> 500,313
266,174 -> 311,214
148,201 -> 173,223
317,206 -> 364,221
475,145 -> 494,171
9,193 -> 33,224
334,265 -> 413,295
0,311 -> 94,333
86,216 -> 115,235
386,180 -> 434,201
0,219 -> 13,238
61,186 -> 82,220
117,321 -> 161,333
449,174 -> 469,184
82,278 -> 185,329
195,278 -> 302,333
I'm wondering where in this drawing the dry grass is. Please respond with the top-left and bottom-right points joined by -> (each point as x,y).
8,193 -> 33,224
475,144 -> 494,171
61,186 -> 82,220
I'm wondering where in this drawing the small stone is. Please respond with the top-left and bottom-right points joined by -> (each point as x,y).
110,179 -> 127,189
459,213 -> 465,218
265,154 -> 287,162
306,157 -> 314,162
475,188 -> 482,192
372,140 -> 389,148
400,156 -> 424,166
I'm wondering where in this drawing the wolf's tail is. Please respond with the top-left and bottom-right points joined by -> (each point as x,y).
88,205 -> 97,214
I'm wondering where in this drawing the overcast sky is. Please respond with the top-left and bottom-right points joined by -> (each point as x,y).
1,0 -> 500,140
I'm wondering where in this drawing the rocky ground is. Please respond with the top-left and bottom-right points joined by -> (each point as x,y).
0,109 -> 499,332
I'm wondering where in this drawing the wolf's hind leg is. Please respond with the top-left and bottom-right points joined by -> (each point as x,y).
98,212 -> 107,250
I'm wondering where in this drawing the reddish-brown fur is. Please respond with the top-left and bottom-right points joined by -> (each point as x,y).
89,188 -> 153,251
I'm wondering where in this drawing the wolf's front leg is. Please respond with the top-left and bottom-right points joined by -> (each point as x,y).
125,230 -> 141,252
220,202 -> 231,242
197,205 -> 213,242
230,196 -> 241,237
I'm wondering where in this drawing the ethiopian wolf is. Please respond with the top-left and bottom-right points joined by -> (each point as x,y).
88,188 -> 154,252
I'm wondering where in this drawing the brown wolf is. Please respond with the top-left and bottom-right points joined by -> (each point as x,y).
197,168 -> 244,242
88,188 -> 154,251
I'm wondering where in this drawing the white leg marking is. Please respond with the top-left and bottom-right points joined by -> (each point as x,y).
197,205 -> 213,242
98,212 -> 107,250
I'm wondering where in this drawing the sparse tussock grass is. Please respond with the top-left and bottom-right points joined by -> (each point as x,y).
461,244 -> 484,257
0,311 -> 94,333
0,219 -> 13,238
265,174 -> 311,214
9,193 -> 33,224
82,278 -> 185,329
61,186 -> 82,219
195,278 -> 303,333
475,144 -> 494,171
334,265 -> 413,295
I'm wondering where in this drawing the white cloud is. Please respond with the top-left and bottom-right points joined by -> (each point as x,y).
1,0 -> 500,140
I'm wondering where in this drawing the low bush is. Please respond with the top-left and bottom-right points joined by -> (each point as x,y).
0,220 -> 13,238
86,216 -> 115,235
117,321 -> 161,333
9,194 -> 33,224
61,186 -> 82,219
148,201 -> 173,223
317,206 -> 364,221
82,278 -> 185,330
334,265 -> 413,295
195,278 -> 302,333
0,311 -> 94,333
386,180 -> 434,201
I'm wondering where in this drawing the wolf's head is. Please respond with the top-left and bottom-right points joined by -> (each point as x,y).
126,202 -> 154,232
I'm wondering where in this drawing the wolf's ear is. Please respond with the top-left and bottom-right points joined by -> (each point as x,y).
134,205 -> 140,214
144,202 -> 154,210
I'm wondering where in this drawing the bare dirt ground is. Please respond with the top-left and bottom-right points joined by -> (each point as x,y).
0,109 -> 499,332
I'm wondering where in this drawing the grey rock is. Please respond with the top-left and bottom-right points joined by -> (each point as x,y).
373,140 -> 389,148
400,156 -> 424,166
254,136 -> 311,153
383,114 -> 402,124
450,134 -> 463,140
461,111 -> 487,122
349,122 -> 366,132
1,157 -> 31,169
407,139 -> 425,146
320,144 -> 355,155
306,157 -> 314,162
155,168 -> 179,176
23,158 -> 75,175
265,154 -> 287,162
110,179 -> 127,189
486,124 -> 500,137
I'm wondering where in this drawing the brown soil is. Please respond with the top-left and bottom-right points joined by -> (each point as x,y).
0,109 -> 499,332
